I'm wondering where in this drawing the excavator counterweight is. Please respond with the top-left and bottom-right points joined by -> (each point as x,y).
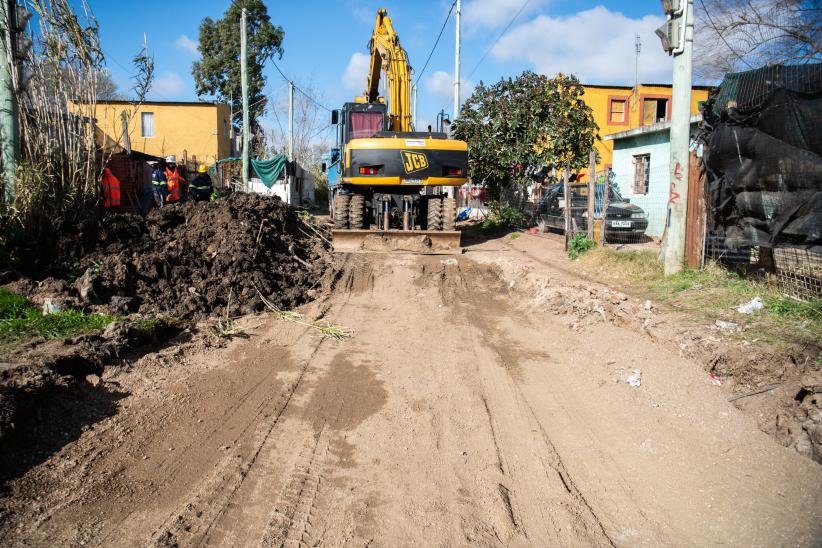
323,8 -> 468,253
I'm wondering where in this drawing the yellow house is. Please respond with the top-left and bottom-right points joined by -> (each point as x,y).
582,83 -> 711,168
75,100 -> 232,166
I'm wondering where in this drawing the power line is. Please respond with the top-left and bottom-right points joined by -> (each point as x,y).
697,0 -> 754,69
414,0 -> 457,85
271,59 -> 332,112
467,0 -> 532,79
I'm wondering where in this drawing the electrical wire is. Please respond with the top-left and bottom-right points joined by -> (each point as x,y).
414,0 -> 457,85
271,59 -> 333,112
466,0 -> 532,79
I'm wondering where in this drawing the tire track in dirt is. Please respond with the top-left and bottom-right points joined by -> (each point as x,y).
259,425 -> 331,547
436,259 -> 615,546
148,328 -> 331,547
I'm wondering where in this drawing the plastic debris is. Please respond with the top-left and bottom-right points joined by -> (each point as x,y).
709,373 -> 723,386
713,320 -> 739,331
644,300 -> 652,310
41,299 -> 61,315
737,296 -> 764,314
625,369 -> 642,387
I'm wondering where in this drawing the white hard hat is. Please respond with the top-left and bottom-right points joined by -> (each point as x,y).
165,155 -> 176,163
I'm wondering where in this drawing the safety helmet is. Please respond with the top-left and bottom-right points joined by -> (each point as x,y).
165,155 -> 176,163
198,164 -> 208,173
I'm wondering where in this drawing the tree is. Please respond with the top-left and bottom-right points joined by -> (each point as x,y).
192,0 -> 284,140
695,0 -> 822,79
266,80 -> 333,168
452,71 -> 598,204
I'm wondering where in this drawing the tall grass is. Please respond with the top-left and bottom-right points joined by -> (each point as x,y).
582,247 -> 822,347
1,0 -> 153,260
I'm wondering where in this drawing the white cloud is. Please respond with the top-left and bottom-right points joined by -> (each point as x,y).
490,6 -> 671,84
341,52 -> 370,93
153,72 -> 185,97
425,70 -> 475,106
175,34 -> 199,56
463,0 -> 546,31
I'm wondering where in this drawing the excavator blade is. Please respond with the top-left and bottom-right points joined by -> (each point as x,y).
332,229 -> 462,254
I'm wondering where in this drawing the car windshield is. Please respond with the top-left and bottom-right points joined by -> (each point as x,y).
547,182 -> 624,203
609,183 -> 624,203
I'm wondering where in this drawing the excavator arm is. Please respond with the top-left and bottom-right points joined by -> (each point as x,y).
359,8 -> 413,132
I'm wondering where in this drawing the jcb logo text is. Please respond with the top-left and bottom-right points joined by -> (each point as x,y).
401,151 -> 429,174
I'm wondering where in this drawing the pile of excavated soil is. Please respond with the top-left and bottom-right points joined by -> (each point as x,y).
31,193 -> 328,320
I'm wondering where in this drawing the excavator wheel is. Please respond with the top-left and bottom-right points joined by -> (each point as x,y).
349,194 -> 366,229
333,194 -> 351,229
426,196 -> 442,231
442,197 -> 457,231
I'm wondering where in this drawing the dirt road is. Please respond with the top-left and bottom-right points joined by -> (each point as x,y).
2,240 -> 820,546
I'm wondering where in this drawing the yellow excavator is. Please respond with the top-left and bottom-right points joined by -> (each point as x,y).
324,8 -> 469,253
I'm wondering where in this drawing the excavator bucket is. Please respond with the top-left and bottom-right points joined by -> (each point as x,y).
332,229 -> 462,254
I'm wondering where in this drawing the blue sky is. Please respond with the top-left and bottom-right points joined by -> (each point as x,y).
88,0 -> 677,143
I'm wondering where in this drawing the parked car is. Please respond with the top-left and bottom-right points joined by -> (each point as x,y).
537,183 -> 648,240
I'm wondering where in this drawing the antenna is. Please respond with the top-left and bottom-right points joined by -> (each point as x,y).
634,33 -> 641,89
632,34 -> 642,111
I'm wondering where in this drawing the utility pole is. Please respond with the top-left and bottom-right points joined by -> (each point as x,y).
229,91 -> 234,156
0,2 -> 19,204
449,0 -> 461,200
288,81 -> 294,161
656,0 -> 694,275
287,80 -> 294,206
412,83 -> 417,129
240,7 -> 249,191
453,0 -> 461,122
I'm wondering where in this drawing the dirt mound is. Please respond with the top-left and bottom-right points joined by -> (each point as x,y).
58,193 -> 327,320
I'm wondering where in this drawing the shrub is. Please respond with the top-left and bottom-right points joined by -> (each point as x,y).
568,234 -> 595,260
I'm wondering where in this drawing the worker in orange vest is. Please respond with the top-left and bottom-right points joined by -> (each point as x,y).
101,167 -> 121,208
164,155 -> 186,203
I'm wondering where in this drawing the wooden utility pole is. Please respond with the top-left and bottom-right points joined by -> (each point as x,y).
587,150 -> 596,240
240,7 -> 249,191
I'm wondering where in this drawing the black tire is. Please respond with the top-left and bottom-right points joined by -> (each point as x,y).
333,194 -> 350,229
349,194 -> 366,229
426,196 -> 442,231
442,197 -> 456,231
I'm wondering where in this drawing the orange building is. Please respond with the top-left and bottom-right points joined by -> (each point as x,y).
582,83 -> 711,168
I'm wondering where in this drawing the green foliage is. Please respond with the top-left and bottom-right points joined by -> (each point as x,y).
453,71 -> 598,203
509,232 -> 521,240
0,289 -> 115,348
480,205 -> 528,229
568,234 -> 595,260
193,0 -> 284,138
581,249 -> 822,347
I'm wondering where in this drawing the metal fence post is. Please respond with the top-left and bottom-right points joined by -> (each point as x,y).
563,168 -> 571,250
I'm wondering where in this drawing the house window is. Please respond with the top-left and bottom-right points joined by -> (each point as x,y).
642,98 -> 669,125
608,98 -> 627,124
633,154 -> 650,194
141,112 -> 154,138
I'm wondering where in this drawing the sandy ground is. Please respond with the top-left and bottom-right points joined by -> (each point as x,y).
1,233 -> 820,547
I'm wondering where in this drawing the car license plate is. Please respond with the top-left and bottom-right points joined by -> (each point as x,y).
402,178 -> 423,185
611,220 -> 631,228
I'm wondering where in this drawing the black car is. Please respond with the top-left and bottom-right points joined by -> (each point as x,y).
537,183 -> 648,239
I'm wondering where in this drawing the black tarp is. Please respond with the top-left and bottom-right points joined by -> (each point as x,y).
702,64 -> 822,254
